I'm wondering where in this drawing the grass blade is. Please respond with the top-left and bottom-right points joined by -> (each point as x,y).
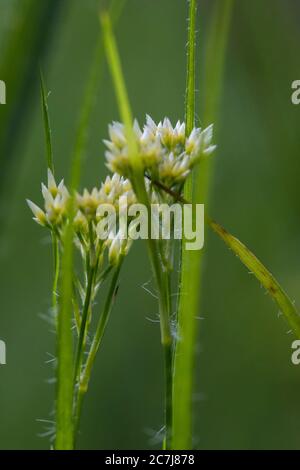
39,70 -> 60,314
196,0 -> 234,207
209,219 -> 300,338
203,0 -> 234,127
40,71 -> 54,173
100,10 -> 142,175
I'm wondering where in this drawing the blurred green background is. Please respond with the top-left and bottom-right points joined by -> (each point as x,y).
0,0 -> 300,450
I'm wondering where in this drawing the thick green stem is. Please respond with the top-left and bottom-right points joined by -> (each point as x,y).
55,217 -> 75,450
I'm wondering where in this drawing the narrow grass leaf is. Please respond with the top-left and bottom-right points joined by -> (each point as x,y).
209,218 -> 300,338
40,70 -> 54,173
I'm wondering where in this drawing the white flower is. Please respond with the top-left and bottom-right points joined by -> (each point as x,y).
158,151 -> 190,186
156,118 -> 185,149
186,124 -> 217,163
73,210 -> 88,233
46,169 -> 67,198
107,230 -> 132,266
76,188 -> 102,219
27,169 -> 70,227
26,200 -> 47,226
98,174 -> 136,210
42,172 -> 69,225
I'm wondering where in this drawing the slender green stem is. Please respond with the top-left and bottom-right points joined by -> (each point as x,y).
74,260 -> 123,438
185,0 -> 197,135
173,0 -> 234,449
101,10 -> 173,448
172,0 -> 198,450
40,70 -> 54,173
163,341 -> 173,449
73,264 -> 97,387
52,233 -> 60,313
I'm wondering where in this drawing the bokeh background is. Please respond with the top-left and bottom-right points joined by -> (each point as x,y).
0,0 -> 300,450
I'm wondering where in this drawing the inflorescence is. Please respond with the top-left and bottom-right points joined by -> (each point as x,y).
27,116 -> 215,265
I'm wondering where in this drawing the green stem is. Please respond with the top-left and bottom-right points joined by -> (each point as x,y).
74,260 -> 123,439
55,218 -> 75,450
172,0 -> 197,450
52,233 -> 60,314
185,0 -> 197,135
73,264 -> 97,388
163,341 -> 173,449
101,10 -> 173,448
172,0 -> 234,449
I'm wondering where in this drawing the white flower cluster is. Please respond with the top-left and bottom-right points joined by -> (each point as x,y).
27,170 -> 136,265
28,116 -> 216,264
104,115 -> 216,190
27,169 -> 69,228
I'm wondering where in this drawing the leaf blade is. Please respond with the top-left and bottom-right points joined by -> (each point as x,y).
209,218 -> 300,338
40,70 -> 54,173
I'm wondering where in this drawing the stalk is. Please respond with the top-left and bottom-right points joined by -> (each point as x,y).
52,234 -> 60,312
172,0 -> 234,449
55,25 -> 104,451
55,213 -> 75,450
101,11 -> 173,448
172,0 -> 198,450
74,260 -> 123,438
40,71 -> 60,315
73,264 -> 97,387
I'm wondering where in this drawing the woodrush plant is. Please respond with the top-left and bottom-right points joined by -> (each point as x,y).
26,0 -> 300,451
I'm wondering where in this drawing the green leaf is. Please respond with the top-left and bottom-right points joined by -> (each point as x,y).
209,218 -> 300,338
